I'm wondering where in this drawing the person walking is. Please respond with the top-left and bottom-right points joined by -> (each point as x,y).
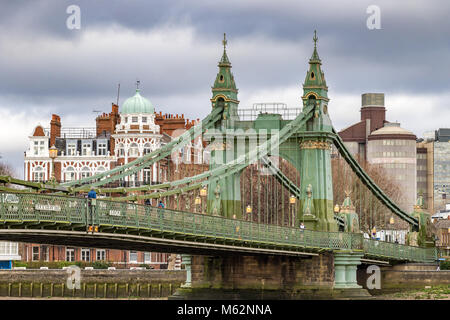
88,186 -> 97,200
158,200 -> 165,209
87,187 -> 97,231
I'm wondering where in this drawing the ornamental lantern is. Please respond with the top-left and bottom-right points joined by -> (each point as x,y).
289,195 -> 296,204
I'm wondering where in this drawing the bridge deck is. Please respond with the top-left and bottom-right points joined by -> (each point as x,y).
0,192 -> 438,263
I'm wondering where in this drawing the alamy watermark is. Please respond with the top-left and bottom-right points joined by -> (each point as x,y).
366,5 -> 381,30
66,265 -> 81,289
366,265 -> 381,289
66,5 -> 81,30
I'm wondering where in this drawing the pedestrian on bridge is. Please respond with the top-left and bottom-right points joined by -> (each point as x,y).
158,200 -> 165,209
88,187 -> 97,199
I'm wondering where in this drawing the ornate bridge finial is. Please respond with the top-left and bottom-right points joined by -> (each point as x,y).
222,33 -> 227,50
136,80 -> 140,91
313,30 -> 318,48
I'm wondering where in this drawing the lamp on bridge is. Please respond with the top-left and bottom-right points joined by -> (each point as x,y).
200,186 -> 207,213
289,195 -> 296,227
246,205 -> 252,221
195,195 -> 201,213
334,204 -> 340,214
389,216 -> 395,225
49,145 -> 58,184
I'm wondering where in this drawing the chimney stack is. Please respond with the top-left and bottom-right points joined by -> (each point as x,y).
50,114 -> 61,146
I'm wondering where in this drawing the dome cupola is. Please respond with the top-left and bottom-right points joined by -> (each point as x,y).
121,89 -> 154,114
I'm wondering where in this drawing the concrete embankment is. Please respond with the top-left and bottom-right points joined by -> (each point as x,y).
0,269 -> 186,298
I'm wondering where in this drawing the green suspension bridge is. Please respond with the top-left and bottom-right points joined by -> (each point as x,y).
0,33 -> 441,292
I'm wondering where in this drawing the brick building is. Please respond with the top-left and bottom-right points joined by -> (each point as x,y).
20,88 -> 205,268
338,93 -> 417,214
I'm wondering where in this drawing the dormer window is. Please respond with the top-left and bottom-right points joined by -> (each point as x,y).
33,140 -> 45,156
67,142 -> 76,156
132,116 -> 138,123
82,142 -> 91,156
124,117 -> 128,123
219,74 -> 224,83
142,117 -> 147,123
310,72 -> 315,79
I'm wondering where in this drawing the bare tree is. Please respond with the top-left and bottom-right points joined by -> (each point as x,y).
332,156 -> 407,233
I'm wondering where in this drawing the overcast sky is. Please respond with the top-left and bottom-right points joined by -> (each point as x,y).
0,0 -> 449,177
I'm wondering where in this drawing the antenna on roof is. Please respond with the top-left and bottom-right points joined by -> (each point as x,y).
116,83 -> 120,106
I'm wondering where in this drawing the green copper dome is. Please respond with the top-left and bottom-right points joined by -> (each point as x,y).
121,89 -> 154,114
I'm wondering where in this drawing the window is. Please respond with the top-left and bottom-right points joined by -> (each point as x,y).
64,167 -> 75,182
143,143 -> 152,155
96,249 -> 106,261
80,167 -> 91,179
82,143 -> 91,156
41,246 -> 49,262
124,117 -> 128,123
142,117 -> 147,123
129,143 -> 139,157
97,142 -> 107,156
144,252 -> 151,264
66,248 -> 75,262
67,142 -> 77,156
33,141 -> 39,155
32,246 -> 40,261
81,249 -> 90,262
96,166 -> 106,175
143,169 -> 151,183
132,116 -> 138,123
117,143 -> 125,157
33,166 -> 44,182
129,251 -> 138,263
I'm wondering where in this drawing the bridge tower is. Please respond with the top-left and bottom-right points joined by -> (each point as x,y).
207,33 -> 243,219
297,31 -> 338,232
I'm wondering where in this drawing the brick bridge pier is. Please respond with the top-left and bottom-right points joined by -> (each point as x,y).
171,251 -> 370,299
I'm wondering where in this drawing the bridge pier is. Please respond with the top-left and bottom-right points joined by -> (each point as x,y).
171,252 -> 370,299
333,250 -> 364,289
180,254 -> 192,288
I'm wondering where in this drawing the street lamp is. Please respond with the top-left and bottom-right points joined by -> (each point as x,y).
194,196 -> 201,213
200,186 -> 207,213
334,204 -> 340,214
246,205 -> 252,221
49,145 -> 58,183
289,195 -> 296,227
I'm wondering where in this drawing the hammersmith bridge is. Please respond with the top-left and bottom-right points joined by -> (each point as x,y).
0,32 -> 441,298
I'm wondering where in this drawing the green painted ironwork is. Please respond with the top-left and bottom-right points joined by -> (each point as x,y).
0,192 -> 437,263
62,105 -> 225,189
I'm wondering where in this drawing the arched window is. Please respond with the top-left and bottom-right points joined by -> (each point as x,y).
129,143 -> 139,157
96,166 -> 106,174
33,166 -> 44,182
117,143 -> 125,157
80,167 -> 91,179
64,166 -> 76,182
143,143 -> 152,155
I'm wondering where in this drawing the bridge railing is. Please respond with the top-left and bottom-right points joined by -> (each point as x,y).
0,192 -> 439,262
89,197 -> 366,251
0,192 -> 88,225
363,238 -> 437,262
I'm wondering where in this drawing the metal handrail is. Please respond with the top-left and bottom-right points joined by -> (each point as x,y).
0,191 -> 438,262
